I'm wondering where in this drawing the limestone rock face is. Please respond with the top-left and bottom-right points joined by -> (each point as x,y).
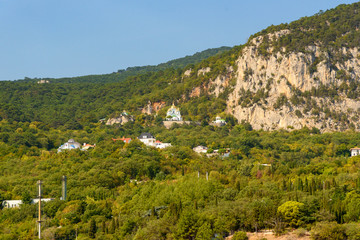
106,113 -> 134,126
141,101 -> 166,115
210,66 -> 233,97
214,31 -> 360,131
197,67 -> 211,76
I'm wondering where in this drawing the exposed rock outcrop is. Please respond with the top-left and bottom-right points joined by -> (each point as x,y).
192,30 -> 360,132
141,101 -> 166,115
106,111 -> 134,125
222,31 -> 360,131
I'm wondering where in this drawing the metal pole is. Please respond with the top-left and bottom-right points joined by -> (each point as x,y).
37,180 -> 42,239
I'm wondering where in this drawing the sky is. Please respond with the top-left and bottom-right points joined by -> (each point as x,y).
0,0 -> 358,81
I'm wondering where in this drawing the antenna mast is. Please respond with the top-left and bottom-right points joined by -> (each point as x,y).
37,180 -> 42,239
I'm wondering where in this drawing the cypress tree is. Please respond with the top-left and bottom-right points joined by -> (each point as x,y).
102,221 -> 106,233
89,219 -> 97,239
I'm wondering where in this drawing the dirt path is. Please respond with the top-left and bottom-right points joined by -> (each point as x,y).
226,230 -> 311,240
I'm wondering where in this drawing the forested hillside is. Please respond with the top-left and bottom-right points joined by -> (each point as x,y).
1,3 -> 360,131
1,2 -> 360,240
1,119 -> 360,239
0,44 -> 240,128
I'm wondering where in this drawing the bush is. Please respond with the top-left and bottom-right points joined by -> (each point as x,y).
294,228 -> 307,237
345,223 -> 360,240
311,222 -> 347,240
295,110 -> 303,118
232,231 -> 248,240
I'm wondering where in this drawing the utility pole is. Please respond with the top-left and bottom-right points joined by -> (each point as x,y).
37,180 -> 42,239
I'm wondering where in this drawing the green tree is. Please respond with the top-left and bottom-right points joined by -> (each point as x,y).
195,222 -> 213,240
89,219 -> 97,238
277,201 -> 304,228
343,191 -> 360,222
176,210 -> 199,240
21,190 -> 32,205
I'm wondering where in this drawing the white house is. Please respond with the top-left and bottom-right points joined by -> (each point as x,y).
37,80 -> 50,84
58,139 -> 95,152
138,133 -> 171,149
2,200 -> 22,208
58,139 -> 82,152
31,198 -> 55,204
212,116 -> 226,126
155,140 -> 172,149
138,133 -> 156,146
2,198 -> 54,209
350,147 -> 360,157
166,103 -> 182,121
193,146 -> 208,154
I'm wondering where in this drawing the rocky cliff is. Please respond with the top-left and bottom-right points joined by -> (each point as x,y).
222,30 -> 360,131
178,25 -> 356,132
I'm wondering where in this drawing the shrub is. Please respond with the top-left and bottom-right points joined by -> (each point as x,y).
311,222 -> 347,240
294,228 -> 307,237
232,231 -> 248,240
295,110 -> 303,118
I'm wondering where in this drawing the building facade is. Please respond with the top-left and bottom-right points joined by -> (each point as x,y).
350,147 -> 360,157
166,103 -> 182,121
57,139 -> 82,152
138,133 -> 156,146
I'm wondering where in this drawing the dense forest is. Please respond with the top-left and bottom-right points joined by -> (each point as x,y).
1,119 -> 360,239
1,2 -> 360,240
0,45 -> 239,128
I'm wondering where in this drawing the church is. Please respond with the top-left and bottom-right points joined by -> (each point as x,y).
166,103 -> 182,121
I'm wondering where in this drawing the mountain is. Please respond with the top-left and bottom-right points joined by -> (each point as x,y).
224,3 -> 360,131
1,3 -> 360,132
2,3 -> 360,239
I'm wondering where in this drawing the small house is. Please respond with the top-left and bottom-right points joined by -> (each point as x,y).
193,146 -> 208,154
155,140 -> 172,149
58,139 -> 82,152
138,133 -> 171,148
211,116 -> 227,127
2,198 -> 54,209
350,147 -> 360,157
82,143 -> 96,150
2,200 -> 22,208
138,133 -> 156,146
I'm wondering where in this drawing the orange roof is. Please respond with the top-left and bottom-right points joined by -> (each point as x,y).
120,137 -> 132,141
112,137 -> 132,143
83,144 -> 95,147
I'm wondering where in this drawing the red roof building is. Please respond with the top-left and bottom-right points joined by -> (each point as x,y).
112,137 -> 132,144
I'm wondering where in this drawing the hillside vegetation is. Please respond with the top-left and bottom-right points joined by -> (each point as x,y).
1,4 -> 360,131
1,2 -> 360,240
1,120 -> 360,239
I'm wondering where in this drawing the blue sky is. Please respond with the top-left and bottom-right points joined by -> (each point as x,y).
0,0 -> 358,80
